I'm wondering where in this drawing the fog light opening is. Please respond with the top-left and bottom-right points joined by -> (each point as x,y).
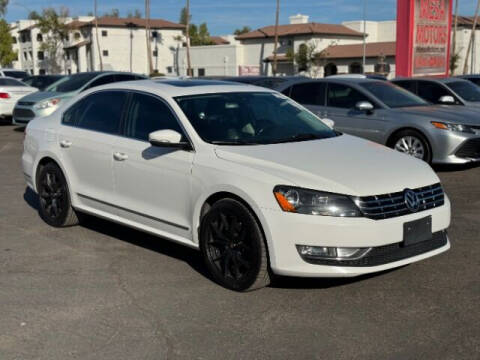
296,245 -> 371,260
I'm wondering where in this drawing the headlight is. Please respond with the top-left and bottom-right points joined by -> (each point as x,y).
273,185 -> 362,217
431,121 -> 475,134
34,98 -> 61,110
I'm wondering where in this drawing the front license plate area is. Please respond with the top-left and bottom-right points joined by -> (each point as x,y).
403,216 -> 432,246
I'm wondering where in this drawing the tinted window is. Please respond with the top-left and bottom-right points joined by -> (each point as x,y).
327,83 -> 371,108
85,75 -> 117,90
115,74 -> 142,82
49,73 -> 100,92
175,92 -> 337,145
417,81 -> 453,104
468,78 -> 480,86
0,78 -> 26,86
394,80 -> 417,94
447,81 -> 480,102
125,93 -> 183,141
290,82 -> 326,106
360,81 -> 428,108
63,91 -> 126,134
22,75 -> 63,90
254,78 -> 286,89
3,70 -> 28,79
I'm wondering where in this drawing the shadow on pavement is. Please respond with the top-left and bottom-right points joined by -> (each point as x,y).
433,162 -> 480,173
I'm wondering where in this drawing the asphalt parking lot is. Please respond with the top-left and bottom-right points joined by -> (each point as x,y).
0,123 -> 479,360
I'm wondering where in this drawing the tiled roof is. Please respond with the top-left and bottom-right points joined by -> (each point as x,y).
67,20 -> 88,29
456,16 -> 480,27
236,22 -> 364,40
64,40 -> 91,49
210,36 -> 230,45
322,41 -> 396,59
82,16 -> 185,30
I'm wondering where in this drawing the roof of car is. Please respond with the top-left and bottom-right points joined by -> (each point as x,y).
392,77 -> 467,84
88,79 -> 274,97
457,74 -> 480,79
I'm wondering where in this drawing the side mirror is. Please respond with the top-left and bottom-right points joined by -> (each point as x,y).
355,101 -> 374,113
439,95 -> 455,104
149,129 -> 191,150
322,118 -> 335,129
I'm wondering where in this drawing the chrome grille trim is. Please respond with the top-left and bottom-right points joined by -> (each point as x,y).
354,183 -> 445,220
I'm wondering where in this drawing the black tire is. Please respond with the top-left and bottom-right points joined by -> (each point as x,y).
199,198 -> 270,291
37,163 -> 79,227
389,129 -> 432,163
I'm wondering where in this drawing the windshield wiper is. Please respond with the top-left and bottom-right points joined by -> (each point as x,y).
211,140 -> 261,145
270,133 -> 323,144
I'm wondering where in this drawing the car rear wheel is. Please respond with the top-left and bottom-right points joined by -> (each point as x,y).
391,130 -> 432,163
37,163 -> 79,227
200,198 -> 270,291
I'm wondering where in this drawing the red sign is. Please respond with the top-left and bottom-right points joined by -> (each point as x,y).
396,0 -> 453,77
238,66 -> 260,76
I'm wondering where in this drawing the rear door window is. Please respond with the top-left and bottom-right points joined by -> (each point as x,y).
290,82 -> 326,106
394,80 -> 417,94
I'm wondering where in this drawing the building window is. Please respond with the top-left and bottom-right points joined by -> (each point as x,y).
102,30 -> 108,37
66,52 -> 70,60
29,51 -> 33,60
12,36 -> 16,44
39,69 -> 46,75
74,32 -> 81,40
67,69 -> 72,74
103,50 -> 109,56
23,52 -> 27,60
37,51 -> 44,60
349,62 -> 363,74
324,63 -> 338,77
36,33 -> 43,42
198,68 -> 206,77
167,66 -> 173,74
153,50 -> 158,57
151,31 -> 158,38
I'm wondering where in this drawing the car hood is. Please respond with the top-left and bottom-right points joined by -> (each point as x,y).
18,91 -> 73,103
393,105 -> 480,125
214,135 -> 439,197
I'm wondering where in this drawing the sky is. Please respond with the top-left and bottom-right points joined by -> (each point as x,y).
5,0 -> 480,35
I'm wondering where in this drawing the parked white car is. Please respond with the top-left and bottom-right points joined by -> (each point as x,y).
22,80 -> 451,291
0,77 -> 37,119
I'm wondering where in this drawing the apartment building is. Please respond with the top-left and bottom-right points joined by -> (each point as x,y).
10,16 -> 185,76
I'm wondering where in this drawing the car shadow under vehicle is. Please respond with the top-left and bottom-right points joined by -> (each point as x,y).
432,162 -> 480,172
23,187 -> 389,291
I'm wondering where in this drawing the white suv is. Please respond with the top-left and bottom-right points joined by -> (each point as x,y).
22,80 -> 451,291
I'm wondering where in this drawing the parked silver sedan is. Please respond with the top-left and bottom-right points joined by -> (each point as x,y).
277,78 -> 480,164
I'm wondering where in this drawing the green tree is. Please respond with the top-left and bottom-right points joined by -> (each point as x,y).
0,19 -> 16,66
234,26 -> 251,35
29,8 -> 69,73
104,8 -> 120,17
179,7 -> 214,46
179,6 -> 190,25
127,9 -> 142,18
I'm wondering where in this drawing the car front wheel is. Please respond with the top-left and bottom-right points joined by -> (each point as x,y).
37,163 -> 79,227
200,198 -> 270,291
391,130 -> 432,163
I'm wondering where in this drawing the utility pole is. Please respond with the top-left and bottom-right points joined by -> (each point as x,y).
463,0 -> 480,75
451,0 -> 459,74
362,0 -> 367,73
185,0 -> 192,76
94,0 -> 103,71
145,0 -> 153,75
272,0 -> 280,76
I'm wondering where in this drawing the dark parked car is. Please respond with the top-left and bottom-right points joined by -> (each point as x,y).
277,78 -> 480,164
457,74 -> 480,87
392,77 -> 480,108
22,75 -> 66,91
199,76 -> 306,90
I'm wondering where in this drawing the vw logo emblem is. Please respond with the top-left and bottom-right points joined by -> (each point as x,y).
404,189 -> 420,212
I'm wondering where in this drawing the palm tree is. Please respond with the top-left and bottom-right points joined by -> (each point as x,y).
145,0 -> 153,75
463,0 -> 480,74
272,0 -> 280,76
185,0 -> 192,76
94,0 -> 103,71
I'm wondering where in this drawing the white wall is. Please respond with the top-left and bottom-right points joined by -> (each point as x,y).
177,44 -> 239,76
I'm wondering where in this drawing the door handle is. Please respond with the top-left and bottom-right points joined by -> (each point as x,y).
60,140 -> 72,148
113,152 -> 128,161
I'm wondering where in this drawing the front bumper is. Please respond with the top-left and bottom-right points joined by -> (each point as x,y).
13,104 -> 57,125
261,195 -> 451,277
430,129 -> 480,164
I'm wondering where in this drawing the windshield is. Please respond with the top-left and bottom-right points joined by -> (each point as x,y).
447,81 -> 480,102
175,92 -> 338,145
24,76 -> 63,90
3,71 -> 28,79
46,73 -> 100,93
360,81 -> 429,108
0,78 -> 26,86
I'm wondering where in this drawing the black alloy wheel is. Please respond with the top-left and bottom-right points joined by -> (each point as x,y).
37,163 -> 79,227
200,198 -> 270,291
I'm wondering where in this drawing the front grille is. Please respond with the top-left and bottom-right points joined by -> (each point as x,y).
300,230 -> 448,267
17,101 -> 35,106
455,138 -> 480,159
354,183 -> 444,220
13,108 -> 35,119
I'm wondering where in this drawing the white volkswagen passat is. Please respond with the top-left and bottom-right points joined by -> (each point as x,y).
22,80 -> 451,291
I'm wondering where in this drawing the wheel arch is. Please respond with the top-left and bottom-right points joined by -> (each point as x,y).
33,153 -> 72,196
385,126 -> 433,149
